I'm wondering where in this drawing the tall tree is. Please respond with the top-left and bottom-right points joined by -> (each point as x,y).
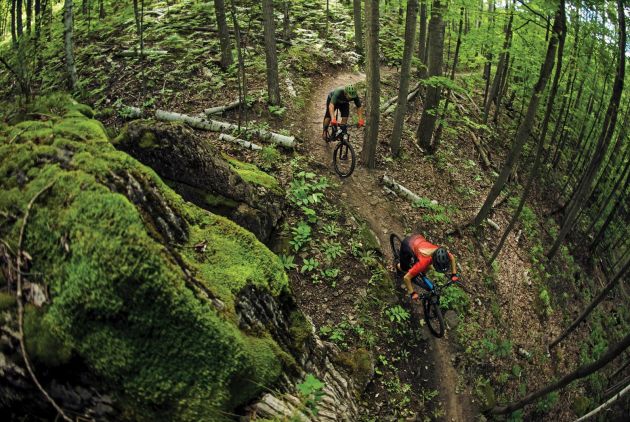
490,0 -> 566,263
484,7 -> 513,123
416,0 -> 446,153
491,331 -> 630,414
16,0 -> 23,38
361,0 -> 380,169
262,0 -> 281,105
390,0 -> 418,156
474,2 -> 563,228
63,0 -> 78,91
353,0 -> 363,56
417,0 -> 427,76
548,0 -> 626,260
214,0 -> 233,69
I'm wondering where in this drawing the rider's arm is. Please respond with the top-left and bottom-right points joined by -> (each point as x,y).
449,252 -> 457,275
403,273 -> 414,295
357,106 -> 364,121
329,102 -> 336,122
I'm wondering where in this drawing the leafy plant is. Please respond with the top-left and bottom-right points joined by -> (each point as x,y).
268,104 -> 286,116
290,222 -> 312,251
321,222 -> 341,238
301,258 -> 319,274
322,240 -> 344,262
385,305 -> 410,325
297,374 -> 325,415
288,171 -> 329,207
279,254 -> 297,271
259,146 -> 281,171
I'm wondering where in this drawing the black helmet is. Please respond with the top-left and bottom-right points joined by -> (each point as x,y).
432,247 -> 450,273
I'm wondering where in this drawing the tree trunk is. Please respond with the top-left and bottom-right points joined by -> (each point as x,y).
214,0 -> 233,69
353,0 -> 363,56
230,0 -> 247,127
474,3 -> 563,228
450,7 -> 464,80
417,0 -> 427,76
489,0 -> 566,264
416,0 -> 445,153
491,331 -> 630,414
574,383 -> 630,422
549,258 -> 629,350
16,0 -> 22,38
10,0 -> 17,45
548,0 -> 626,260
361,0 -> 380,169
26,0 -> 32,34
390,0 -> 417,156
133,0 -> 140,34
282,1 -> 291,41
63,0 -> 78,91
262,0 -> 281,106
99,0 -> 105,19
484,9 -> 512,123
589,173 -> 630,251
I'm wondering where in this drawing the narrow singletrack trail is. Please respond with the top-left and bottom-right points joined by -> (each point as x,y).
304,70 -> 475,421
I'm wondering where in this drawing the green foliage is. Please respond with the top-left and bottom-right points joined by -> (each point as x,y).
279,254 -> 297,271
268,105 -> 286,117
301,257 -> 319,274
290,222 -> 312,251
258,146 -> 281,171
385,305 -> 410,325
223,155 -> 281,193
288,171 -> 329,207
322,240 -> 344,262
535,391 -> 559,413
321,222 -> 341,238
412,197 -> 451,224
440,285 -> 470,314
297,374 -> 325,415
539,288 -> 553,317
24,305 -> 72,367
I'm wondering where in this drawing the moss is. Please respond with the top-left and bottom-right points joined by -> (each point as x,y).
289,310 -> 312,352
0,96 -> 291,421
204,192 -> 238,209
138,131 -> 158,148
358,223 -> 381,252
23,305 -> 73,367
332,348 -> 373,388
571,396 -> 592,416
0,292 -> 16,311
223,154 -> 281,193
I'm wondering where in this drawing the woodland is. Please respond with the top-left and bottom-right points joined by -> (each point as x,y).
0,0 -> 628,421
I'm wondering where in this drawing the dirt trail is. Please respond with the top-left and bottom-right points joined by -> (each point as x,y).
304,71 -> 475,421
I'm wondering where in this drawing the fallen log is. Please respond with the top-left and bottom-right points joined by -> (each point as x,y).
218,133 -> 262,151
154,109 -> 295,148
204,100 -> 243,115
381,175 -> 422,203
469,132 -> 493,169
380,82 -> 422,116
115,48 -> 168,58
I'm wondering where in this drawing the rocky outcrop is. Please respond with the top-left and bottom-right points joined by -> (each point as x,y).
115,120 -> 283,242
0,95 -> 362,421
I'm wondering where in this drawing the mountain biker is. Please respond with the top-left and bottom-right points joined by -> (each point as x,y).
396,234 -> 459,301
322,84 -> 365,141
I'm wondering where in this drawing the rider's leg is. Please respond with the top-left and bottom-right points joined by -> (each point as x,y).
322,95 -> 333,141
340,103 -> 350,130
399,237 -> 414,273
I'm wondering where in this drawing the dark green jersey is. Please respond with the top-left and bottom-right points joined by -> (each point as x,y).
329,87 -> 362,108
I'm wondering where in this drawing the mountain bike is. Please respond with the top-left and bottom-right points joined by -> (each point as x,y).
389,233 -> 463,338
324,113 -> 356,178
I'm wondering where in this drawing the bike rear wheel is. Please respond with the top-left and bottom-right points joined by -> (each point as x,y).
390,233 -> 402,261
423,296 -> 445,338
333,140 -> 356,178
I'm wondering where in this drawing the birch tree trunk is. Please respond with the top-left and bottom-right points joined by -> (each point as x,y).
416,0 -> 445,153
262,0 -> 281,106
214,0 -> 233,69
474,2 -> 563,228
390,0 -> 417,156
361,0 -> 380,169
63,0 -> 78,91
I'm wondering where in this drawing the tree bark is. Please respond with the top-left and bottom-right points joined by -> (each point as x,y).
16,0 -> 22,38
491,331 -> 630,414
549,258 -> 629,350
262,0 -> 281,106
10,0 -> 17,45
390,0 -> 417,156
282,1 -> 291,41
63,0 -> 78,91
353,0 -> 363,56
548,0 -> 626,260
361,0 -> 380,169
99,0 -> 105,19
574,383 -> 630,422
230,0 -> 247,127
484,9 -> 512,123
416,0 -> 446,153
589,172 -> 630,251
214,0 -> 233,69
474,3 -> 563,228
417,0 -> 427,76
489,0 -> 566,264
26,0 -> 32,34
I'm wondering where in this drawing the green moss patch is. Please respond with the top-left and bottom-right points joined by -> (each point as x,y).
223,154 -> 281,193
0,95 -> 292,421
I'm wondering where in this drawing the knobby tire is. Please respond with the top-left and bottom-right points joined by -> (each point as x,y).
333,140 -> 356,178
423,296 -> 445,338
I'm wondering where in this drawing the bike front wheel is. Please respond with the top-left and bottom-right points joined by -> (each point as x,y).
333,141 -> 356,178
423,296 -> 445,338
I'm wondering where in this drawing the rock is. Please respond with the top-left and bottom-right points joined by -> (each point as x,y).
117,120 -> 283,242
444,310 -> 459,329
518,347 -> 532,360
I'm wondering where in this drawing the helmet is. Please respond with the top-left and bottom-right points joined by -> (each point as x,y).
345,84 -> 358,98
432,247 -> 450,273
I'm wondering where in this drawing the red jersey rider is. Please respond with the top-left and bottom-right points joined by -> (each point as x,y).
397,234 -> 459,301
